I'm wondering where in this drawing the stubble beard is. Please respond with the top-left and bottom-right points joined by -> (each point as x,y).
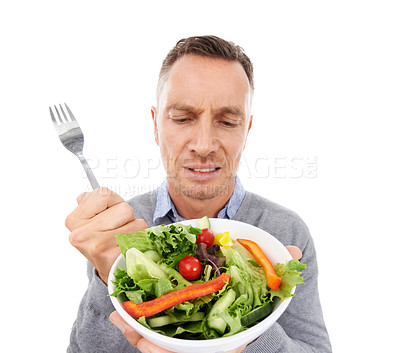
168,173 -> 235,200
166,156 -> 237,201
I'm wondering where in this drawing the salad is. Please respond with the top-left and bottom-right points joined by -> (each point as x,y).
110,217 -> 306,339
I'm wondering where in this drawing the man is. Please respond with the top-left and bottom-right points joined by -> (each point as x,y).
66,35 -> 331,353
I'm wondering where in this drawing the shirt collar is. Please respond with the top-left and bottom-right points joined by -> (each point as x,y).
153,177 -> 246,223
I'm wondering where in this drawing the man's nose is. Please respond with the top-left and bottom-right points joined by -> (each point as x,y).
188,119 -> 218,157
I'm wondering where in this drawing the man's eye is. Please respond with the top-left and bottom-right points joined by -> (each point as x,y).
220,120 -> 238,127
173,118 -> 191,123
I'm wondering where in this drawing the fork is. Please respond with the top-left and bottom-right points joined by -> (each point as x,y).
50,103 -> 100,190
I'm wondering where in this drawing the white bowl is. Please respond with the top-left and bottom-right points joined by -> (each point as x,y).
108,218 -> 294,353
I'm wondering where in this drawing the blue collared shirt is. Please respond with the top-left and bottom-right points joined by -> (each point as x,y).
153,177 -> 246,223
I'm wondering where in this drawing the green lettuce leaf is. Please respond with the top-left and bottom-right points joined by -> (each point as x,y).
116,224 -> 200,270
116,231 -> 155,257
221,246 -> 269,309
126,247 -> 167,282
159,263 -> 193,288
109,268 -> 145,303
125,290 -> 146,303
270,259 -> 307,300
148,224 -> 200,269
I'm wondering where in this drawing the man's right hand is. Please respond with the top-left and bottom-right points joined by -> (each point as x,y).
65,187 -> 148,284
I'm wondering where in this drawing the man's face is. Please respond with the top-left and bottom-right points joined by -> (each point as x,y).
152,54 -> 253,201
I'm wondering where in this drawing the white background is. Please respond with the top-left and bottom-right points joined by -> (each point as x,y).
1,1 -> 399,352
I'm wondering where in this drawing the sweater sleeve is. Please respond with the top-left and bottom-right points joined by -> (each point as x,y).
242,235 -> 332,353
67,262 -> 140,353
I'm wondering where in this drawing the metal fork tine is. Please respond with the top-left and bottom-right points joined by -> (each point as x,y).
59,104 -> 70,122
54,105 -> 64,124
49,106 -> 59,125
64,103 -> 77,122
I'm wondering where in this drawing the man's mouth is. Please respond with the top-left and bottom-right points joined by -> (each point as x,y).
189,167 -> 220,173
184,166 -> 222,181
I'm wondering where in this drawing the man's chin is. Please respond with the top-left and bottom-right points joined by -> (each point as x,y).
169,179 -> 234,201
183,187 -> 223,200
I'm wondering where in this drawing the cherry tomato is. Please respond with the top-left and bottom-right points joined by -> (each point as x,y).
196,228 -> 215,248
178,256 -> 202,281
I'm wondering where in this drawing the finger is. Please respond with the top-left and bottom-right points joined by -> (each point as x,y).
90,202 -> 136,231
69,224 -> 120,261
77,187 -> 125,219
76,192 -> 89,205
136,338 -> 175,353
83,218 -> 148,256
109,311 -> 142,346
228,345 -> 247,353
66,188 -> 125,230
68,218 -> 147,262
286,245 -> 302,260
115,218 -> 149,235
109,311 -> 174,353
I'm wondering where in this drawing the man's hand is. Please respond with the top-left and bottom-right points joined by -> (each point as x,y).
286,245 -> 302,260
65,187 -> 148,283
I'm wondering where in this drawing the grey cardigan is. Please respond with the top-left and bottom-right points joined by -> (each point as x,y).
67,190 -> 332,353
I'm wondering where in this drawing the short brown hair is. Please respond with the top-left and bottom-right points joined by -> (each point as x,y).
157,35 -> 254,98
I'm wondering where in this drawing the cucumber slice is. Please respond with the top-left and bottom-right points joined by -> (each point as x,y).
198,216 -> 211,229
148,312 -> 205,328
207,288 -> 236,334
240,303 -> 273,327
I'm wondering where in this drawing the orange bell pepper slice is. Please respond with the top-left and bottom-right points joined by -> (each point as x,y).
237,238 -> 281,291
123,272 -> 231,317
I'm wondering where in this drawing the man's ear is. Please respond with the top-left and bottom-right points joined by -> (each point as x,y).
151,106 -> 159,145
243,115 -> 253,150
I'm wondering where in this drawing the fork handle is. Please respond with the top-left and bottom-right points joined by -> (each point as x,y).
78,155 -> 100,190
